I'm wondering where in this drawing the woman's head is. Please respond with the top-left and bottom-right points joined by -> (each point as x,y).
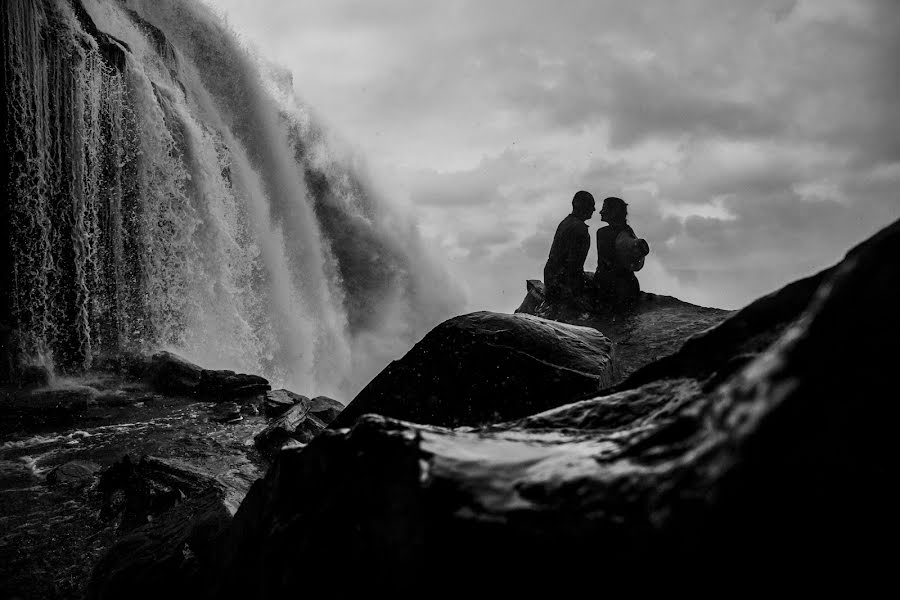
599,197 -> 628,224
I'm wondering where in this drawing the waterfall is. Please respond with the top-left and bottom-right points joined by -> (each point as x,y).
1,0 -> 464,398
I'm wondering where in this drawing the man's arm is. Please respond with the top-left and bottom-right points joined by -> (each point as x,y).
566,226 -> 590,282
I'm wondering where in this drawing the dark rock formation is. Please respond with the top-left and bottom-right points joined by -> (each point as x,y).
0,384 -> 97,425
310,395 -> 343,423
255,395 -> 345,459
68,0 -> 131,72
88,453 -> 250,600
263,389 -> 307,417
146,352 -> 204,396
198,368 -> 270,400
98,455 -> 218,533
207,219 -> 900,597
88,487 -> 231,600
46,460 -> 102,486
146,351 -> 270,400
332,311 -> 616,429
211,401 -> 242,423
517,280 -> 733,382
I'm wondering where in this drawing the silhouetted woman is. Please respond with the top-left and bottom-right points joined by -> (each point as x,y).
594,197 -> 648,306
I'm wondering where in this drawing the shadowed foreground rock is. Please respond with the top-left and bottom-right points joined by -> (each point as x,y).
209,219 -> 899,597
331,311 -> 616,428
88,456 -> 250,600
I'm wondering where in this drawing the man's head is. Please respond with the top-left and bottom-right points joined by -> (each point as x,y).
599,196 -> 627,224
572,190 -> 595,220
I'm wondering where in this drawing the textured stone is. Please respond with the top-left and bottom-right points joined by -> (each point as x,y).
87,487 -> 231,600
198,369 -> 269,400
254,401 -> 326,460
148,352 -> 203,395
46,460 -> 101,486
211,402 -> 242,423
146,352 -> 270,400
332,311 -> 616,429
309,395 -> 343,423
517,279 -> 733,383
209,218 -> 900,597
263,389 -> 307,417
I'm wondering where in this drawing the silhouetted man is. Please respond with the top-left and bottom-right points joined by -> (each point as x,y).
544,191 -> 595,305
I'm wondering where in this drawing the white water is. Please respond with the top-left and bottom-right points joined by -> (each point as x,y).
3,0 -> 464,399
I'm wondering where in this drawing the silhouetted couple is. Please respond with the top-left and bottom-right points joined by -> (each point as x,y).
543,191 -> 649,312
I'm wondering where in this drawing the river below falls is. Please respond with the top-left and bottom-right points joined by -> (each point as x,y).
0,373 -> 270,599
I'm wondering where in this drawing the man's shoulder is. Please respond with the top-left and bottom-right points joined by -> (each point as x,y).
565,214 -> 587,229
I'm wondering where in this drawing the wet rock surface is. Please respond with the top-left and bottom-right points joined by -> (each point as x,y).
87,457 -> 241,600
47,460 -> 102,486
0,384 -> 98,426
0,340 -> 339,600
332,311 -> 616,429
89,486 -> 231,600
209,220 -> 900,597
0,366 -> 275,600
255,394 -> 345,459
263,389 -> 307,417
146,351 -> 271,400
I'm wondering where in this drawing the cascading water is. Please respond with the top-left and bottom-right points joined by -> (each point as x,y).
1,0 -> 464,398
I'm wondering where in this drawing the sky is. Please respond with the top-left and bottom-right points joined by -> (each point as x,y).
205,0 -> 899,312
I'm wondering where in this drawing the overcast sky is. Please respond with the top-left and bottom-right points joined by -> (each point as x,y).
205,0 -> 899,311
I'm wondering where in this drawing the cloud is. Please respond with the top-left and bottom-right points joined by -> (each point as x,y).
408,150 -> 536,207
207,0 -> 900,313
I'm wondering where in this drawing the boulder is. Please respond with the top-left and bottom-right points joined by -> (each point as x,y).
517,279 -> 733,382
263,389 -> 306,417
98,455 -> 224,533
46,460 -> 101,486
331,311 -> 616,429
198,369 -> 270,400
254,401 -> 326,460
207,219 -> 900,597
87,487 -> 231,600
211,402 -> 242,423
148,351 -> 203,395
146,351 -> 270,400
309,395 -> 343,423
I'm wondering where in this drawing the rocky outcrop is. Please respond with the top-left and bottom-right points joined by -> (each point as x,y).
88,487 -> 231,600
517,280 -> 733,382
145,352 -> 270,400
88,456 -> 245,600
46,460 -> 101,486
0,384 -> 97,425
69,0 -> 131,72
197,368 -> 271,400
255,394 -> 345,459
263,389 -> 307,417
332,311 -> 616,429
207,219 -> 900,597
